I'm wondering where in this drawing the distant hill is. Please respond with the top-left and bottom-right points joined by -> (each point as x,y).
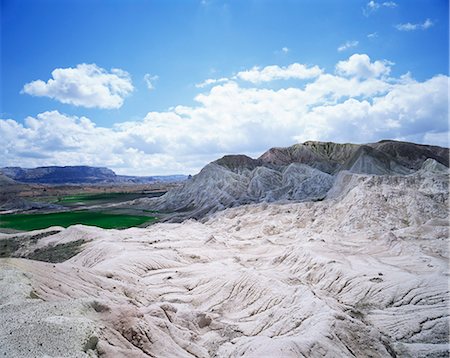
0,166 -> 187,185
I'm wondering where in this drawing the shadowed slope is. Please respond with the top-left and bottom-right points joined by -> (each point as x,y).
370,140 -> 449,169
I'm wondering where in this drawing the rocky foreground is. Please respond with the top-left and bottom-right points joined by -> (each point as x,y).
0,164 -> 448,357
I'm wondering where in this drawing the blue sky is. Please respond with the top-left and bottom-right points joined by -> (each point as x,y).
1,0 -> 448,175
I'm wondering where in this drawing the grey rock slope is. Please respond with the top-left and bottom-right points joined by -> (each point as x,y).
258,139 -> 449,173
341,145 -> 412,175
421,158 -> 449,173
136,161 -> 333,221
134,140 -> 448,221
370,139 -> 449,169
0,173 -> 17,185
259,141 -> 361,173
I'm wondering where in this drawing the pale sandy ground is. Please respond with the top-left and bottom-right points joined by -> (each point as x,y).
0,169 -> 448,357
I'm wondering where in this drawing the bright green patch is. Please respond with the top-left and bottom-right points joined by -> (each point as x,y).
36,191 -> 165,207
0,211 -> 156,231
47,192 -> 143,205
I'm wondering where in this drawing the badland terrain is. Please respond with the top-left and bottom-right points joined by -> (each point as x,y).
0,139 -> 448,357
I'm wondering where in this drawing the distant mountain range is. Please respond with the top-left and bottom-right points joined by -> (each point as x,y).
133,139 -> 449,221
0,166 -> 187,185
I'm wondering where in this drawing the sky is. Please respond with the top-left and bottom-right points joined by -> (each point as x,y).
0,0 -> 448,175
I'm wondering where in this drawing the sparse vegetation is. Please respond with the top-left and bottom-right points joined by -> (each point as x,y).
26,239 -> 86,263
0,237 -> 21,257
0,230 -> 61,258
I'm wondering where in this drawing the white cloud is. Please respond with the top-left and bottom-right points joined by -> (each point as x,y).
144,74 -> 159,90
336,54 -> 393,79
382,2 -> 397,8
422,18 -> 434,29
396,23 -> 417,31
235,63 -> 323,83
337,40 -> 359,52
363,1 -> 397,16
3,54 -> 448,175
22,64 -> 134,109
366,1 -> 379,10
396,18 -> 434,31
195,77 -> 229,88
367,32 -> 378,39
274,47 -> 290,55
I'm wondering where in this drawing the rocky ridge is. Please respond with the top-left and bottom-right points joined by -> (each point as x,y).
133,140 -> 449,221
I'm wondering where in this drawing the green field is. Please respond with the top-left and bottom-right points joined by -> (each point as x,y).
0,211 -> 156,231
38,192 -> 162,206
55,192 -> 132,204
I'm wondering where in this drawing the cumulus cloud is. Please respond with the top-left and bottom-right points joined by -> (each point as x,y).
0,111 -> 187,175
3,54 -> 448,175
144,74 -> 159,90
396,19 -> 434,31
282,47 -> 289,53
22,64 -> 134,109
336,54 -> 393,79
236,63 -> 323,83
337,40 -> 359,52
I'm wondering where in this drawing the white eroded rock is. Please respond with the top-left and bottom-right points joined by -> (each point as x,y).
0,169 -> 448,357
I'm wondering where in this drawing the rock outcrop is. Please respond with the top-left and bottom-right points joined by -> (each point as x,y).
370,139 -> 449,169
134,161 -> 334,221
135,140 -> 448,221
258,141 -> 360,173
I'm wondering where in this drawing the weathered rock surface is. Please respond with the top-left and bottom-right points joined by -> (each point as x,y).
259,140 -> 449,173
370,140 -> 449,169
134,140 -> 448,221
258,140 -> 360,173
134,162 -> 334,221
0,167 -> 448,357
